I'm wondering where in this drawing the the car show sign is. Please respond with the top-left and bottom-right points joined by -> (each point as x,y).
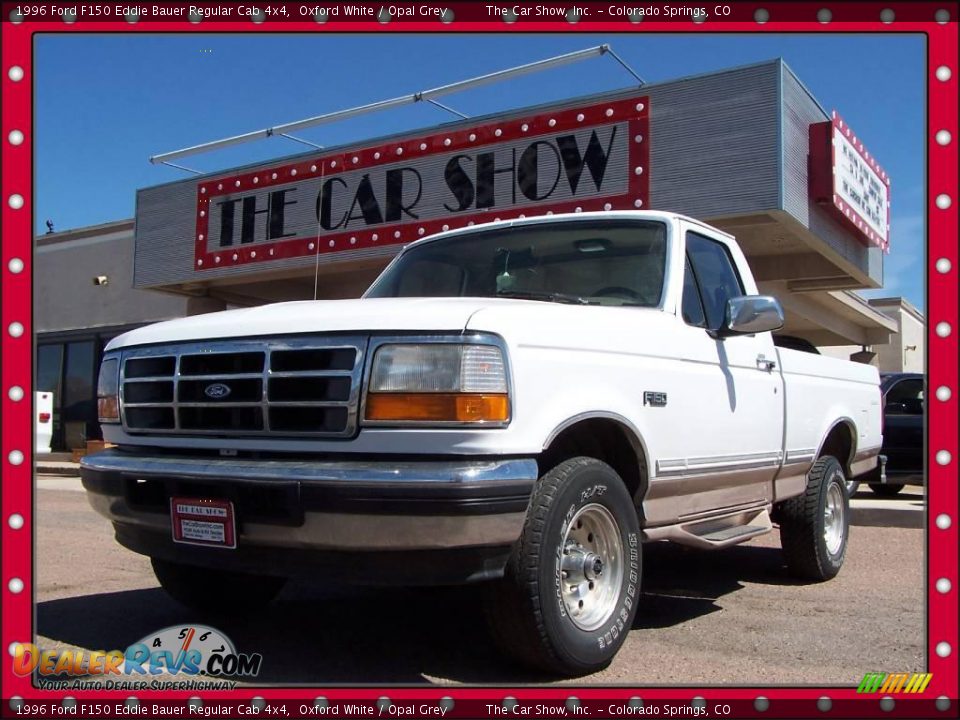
809,111 -> 890,252
191,95 -> 650,271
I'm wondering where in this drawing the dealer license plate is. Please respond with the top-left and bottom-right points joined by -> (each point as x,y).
170,497 -> 236,549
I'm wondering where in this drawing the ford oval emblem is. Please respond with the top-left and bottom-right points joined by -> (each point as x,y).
204,383 -> 232,400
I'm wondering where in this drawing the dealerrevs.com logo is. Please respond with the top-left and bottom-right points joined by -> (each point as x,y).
12,625 -> 261,690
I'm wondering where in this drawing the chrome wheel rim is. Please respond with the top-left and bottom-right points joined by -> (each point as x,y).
824,478 -> 846,555
560,503 -> 624,631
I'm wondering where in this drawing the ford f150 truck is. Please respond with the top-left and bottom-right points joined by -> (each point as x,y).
82,211 -> 882,675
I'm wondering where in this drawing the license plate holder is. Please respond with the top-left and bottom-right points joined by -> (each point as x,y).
170,496 -> 236,549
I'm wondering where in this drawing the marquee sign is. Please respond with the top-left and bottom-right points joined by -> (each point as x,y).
193,96 -> 649,271
809,111 -> 891,252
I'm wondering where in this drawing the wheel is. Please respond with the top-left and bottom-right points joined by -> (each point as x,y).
484,457 -> 642,676
845,479 -> 861,498
151,558 -> 286,614
869,483 -> 905,498
778,456 -> 849,581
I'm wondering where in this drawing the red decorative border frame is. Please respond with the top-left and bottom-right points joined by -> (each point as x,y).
1,3 -> 957,719
194,97 -> 649,271
809,112 -> 892,251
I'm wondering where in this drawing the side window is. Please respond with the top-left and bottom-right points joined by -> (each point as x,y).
681,255 -> 706,327
885,378 -> 924,415
686,232 -> 745,331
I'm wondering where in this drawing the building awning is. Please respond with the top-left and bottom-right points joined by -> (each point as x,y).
757,281 -> 898,347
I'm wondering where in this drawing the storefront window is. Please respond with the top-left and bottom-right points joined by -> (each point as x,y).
63,340 -> 97,450
37,344 -> 64,450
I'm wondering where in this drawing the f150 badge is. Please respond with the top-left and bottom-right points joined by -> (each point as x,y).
643,391 -> 667,407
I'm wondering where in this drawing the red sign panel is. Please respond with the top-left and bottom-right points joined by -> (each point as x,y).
809,111 -> 891,252
170,497 -> 237,549
193,96 -> 649,271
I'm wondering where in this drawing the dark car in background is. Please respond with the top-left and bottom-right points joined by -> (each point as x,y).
859,372 -> 924,497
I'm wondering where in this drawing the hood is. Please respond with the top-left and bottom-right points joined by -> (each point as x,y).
107,297 -> 494,350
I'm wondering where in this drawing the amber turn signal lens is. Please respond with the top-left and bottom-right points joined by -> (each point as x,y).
365,393 -> 509,423
98,396 -> 120,422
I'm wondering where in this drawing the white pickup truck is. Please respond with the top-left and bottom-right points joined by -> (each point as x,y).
82,211 -> 882,675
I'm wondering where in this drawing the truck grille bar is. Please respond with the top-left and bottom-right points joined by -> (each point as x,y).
119,336 -> 366,438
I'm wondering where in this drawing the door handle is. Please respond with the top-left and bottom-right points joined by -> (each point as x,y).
757,354 -> 777,371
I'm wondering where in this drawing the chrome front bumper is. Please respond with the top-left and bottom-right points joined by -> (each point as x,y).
81,449 -> 537,560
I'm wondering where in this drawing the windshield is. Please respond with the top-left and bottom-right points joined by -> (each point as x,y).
365,220 -> 667,307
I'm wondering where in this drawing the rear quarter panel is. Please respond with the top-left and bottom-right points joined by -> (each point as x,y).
777,348 -> 882,497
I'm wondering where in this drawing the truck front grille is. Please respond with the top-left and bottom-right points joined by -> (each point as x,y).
119,337 -> 365,438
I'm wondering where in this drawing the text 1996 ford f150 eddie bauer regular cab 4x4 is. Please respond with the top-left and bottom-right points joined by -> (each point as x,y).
82,211 -> 882,675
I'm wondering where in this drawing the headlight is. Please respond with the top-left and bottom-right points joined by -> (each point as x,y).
365,343 -> 509,424
97,357 -> 120,423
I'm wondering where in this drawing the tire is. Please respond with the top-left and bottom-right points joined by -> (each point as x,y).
845,479 -> 861,498
151,558 -> 286,614
484,457 -> 642,676
869,483 -> 905,498
778,456 -> 849,581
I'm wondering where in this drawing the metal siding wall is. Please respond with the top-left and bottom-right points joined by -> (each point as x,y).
647,63 -> 780,216
134,62 -> 782,288
35,231 -> 189,333
781,67 -> 876,281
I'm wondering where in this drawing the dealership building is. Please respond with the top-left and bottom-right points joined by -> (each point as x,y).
35,59 -> 907,451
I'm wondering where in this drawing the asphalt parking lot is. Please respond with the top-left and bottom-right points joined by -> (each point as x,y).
33,474 -> 925,686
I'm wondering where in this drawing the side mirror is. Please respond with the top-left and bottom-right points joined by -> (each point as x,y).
719,296 -> 785,337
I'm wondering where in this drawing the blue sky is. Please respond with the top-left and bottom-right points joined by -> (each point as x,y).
34,33 -> 925,309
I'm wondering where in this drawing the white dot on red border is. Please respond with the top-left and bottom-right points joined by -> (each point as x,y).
8,66 -> 25,82
936,578 -> 952,593
936,514 -> 952,530
8,129 -> 24,145
8,514 -> 24,530
936,322 -> 952,337
935,194 -> 952,210
936,642 -> 951,657
8,258 -> 24,274
936,450 -> 952,466
8,194 -> 24,210
935,66 -> 952,82
935,258 -> 952,274
8,386 -> 24,402
936,130 -> 952,146
8,322 -> 24,338
7,578 -> 23,594
936,386 -> 952,402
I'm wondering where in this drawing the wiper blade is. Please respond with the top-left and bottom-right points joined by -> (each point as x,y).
495,290 -> 589,305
